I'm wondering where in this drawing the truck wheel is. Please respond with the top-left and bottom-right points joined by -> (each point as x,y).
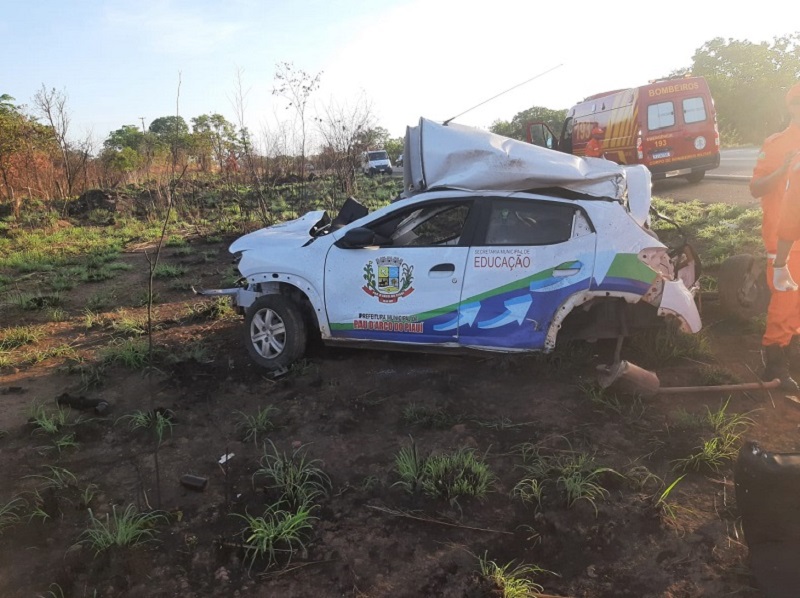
244,295 -> 307,370
686,170 -> 705,184
717,254 -> 770,320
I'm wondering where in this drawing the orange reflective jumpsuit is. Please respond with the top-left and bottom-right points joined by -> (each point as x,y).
778,158 -> 800,241
752,122 -> 800,347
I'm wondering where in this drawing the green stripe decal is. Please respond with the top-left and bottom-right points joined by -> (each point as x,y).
605,253 -> 658,284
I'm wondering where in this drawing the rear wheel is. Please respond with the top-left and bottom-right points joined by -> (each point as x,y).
717,254 -> 770,320
244,295 -> 307,370
686,170 -> 706,184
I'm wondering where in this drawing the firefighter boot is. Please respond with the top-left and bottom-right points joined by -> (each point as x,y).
762,344 -> 800,391
787,336 -> 800,371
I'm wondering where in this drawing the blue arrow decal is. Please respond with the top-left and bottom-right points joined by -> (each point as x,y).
478,295 -> 532,329
529,275 -> 559,291
433,302 -> 481,331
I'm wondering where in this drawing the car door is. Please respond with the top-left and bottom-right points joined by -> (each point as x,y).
324,197 -> 477,345
458,196 -> 597,350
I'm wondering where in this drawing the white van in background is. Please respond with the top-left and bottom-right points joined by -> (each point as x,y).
361,150 -> 393,175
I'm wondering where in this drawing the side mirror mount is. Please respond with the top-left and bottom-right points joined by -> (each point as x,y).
336,227 -> 376,249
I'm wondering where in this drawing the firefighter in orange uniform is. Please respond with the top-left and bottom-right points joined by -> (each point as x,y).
750,82 -> 800,386
585,126 -> 605,158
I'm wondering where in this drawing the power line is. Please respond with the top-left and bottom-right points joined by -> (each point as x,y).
443,64 -> 564,126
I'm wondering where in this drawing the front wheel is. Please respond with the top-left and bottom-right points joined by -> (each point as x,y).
243,295 -> 307,370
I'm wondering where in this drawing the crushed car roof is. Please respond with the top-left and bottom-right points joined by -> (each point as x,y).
403,117 -> 643,201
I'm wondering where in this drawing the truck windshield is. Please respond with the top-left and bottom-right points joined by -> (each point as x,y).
368,151 -> 388,161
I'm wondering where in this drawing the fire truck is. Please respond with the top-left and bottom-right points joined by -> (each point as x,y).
528,76 -> 720,183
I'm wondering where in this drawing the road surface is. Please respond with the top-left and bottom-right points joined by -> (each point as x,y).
654,147 -> 758,206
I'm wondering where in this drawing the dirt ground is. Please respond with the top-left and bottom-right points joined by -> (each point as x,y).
0,181 -> 794,598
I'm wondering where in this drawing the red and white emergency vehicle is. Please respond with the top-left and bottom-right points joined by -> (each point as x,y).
528,76 -> 720,183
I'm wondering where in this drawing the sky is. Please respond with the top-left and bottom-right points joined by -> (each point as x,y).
1,0 -> 795,151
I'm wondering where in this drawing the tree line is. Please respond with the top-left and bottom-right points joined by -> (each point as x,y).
1,33 -> 799,218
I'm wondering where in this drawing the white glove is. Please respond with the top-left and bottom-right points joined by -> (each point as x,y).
773,265 -> 799,292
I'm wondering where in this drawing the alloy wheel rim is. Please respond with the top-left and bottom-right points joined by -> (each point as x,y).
250,308 -> 286,358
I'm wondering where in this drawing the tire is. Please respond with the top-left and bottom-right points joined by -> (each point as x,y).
717,254 -> 770,320
686,170 -> 705,184
243,295 -> 307,370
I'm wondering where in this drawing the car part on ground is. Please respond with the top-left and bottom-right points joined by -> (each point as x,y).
597,359 -> 782,398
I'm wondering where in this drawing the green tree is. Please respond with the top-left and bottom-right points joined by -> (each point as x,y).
490,106 -> 568,142
686,33 -> 800,144
149,116 -> 190,163
104,124 -> 146,152
191,113 -> 238,171
384,136 -> 404,163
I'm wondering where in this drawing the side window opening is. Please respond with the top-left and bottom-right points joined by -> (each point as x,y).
647,101 -> 675,130
483,201 -> 580,246
371,202 -> 472,247
682,97 -> 707,124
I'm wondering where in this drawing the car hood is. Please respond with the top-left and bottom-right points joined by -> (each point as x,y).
229,210 -> 326,253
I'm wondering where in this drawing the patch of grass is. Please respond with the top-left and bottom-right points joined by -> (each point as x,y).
7,291 -> 64,311
185,297 -> 236,321
117,409 -> 174,443
46,307 -> 69,322
153,264 -> 186,279
220,266 -> 242,287
29,404 -> 69,435
101,338 -> 151,368
62,360 -> 106,391
393,441 -> 494,503
697,365 -> 740,385
555,452 -> 617,514
85,289 -> 117,311
234,503 -> 316,571
253,441 -> 330,510
82,309 -> 105,329
0,325 -> 43,350
512,442 -> 618,514
172,246 -> 194,257
165,235 -> 188,248
110,310 -> 148,336
80,505 -> 167,555
0,496 -> 25,535
0,352 -> 14,369
652,474 -> 687,528
477,552 -> 550,598
393,440 -> 425,494
650,198 -> 763,267
672,399 -> 753,473
26,465 -> 78,490
421,449 -> 494,502
579,381 -> 647,423
27,344 -> 78,364
167,341 -> 212,364
401,403 -> 454,429
236,405 -> 279,445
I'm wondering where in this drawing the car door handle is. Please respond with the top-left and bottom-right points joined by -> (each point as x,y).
430,263 -> 455,273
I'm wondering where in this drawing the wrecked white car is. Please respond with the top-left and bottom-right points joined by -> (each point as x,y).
198,118 -> 701,370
